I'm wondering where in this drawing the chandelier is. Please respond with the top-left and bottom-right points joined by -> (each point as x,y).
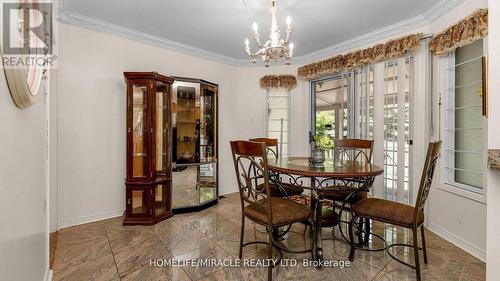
244,0 -> 294,67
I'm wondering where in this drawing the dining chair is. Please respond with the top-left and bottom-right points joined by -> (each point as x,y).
230,140 -> 311,281
348,141 -> 442,281
325,139 -> 374,243
249,138 -> 304,197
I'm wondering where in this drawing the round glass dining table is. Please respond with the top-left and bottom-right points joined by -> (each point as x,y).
265,157 -> 384,262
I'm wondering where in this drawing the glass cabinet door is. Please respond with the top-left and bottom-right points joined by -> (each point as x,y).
200,86 -> 216,162
154,81 -> 170,175
199,163 -> 216,204
154,184 -> 168,215
129,187 -> 149,215
130,83 -> 148,178
173,82 -> 200,163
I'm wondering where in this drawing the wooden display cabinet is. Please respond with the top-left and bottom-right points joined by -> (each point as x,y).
123,72 -> 174,225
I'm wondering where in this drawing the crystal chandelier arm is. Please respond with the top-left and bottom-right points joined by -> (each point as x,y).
245,38 -> 253,56
288,42 -> 294,58
253,33 -> 263,48
285,27 -> 292,44
252,22 -> 263,48
285,16 -> 292,43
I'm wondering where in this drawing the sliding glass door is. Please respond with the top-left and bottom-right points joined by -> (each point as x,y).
311,74 -> 352,153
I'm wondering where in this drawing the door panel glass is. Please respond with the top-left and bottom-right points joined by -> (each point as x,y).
132,84 -> 147,177
131,189 -> 147,214
173,82 -> 200,163
155,82 -> 169,174
383,58 -> 412,204
155,184 -> 167,215
312,74 -> 351,145
199,163 -> 217,204
200,86 -> 216,162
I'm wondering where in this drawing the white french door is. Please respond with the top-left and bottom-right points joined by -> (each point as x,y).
310,57 -> 414,204
382,57 -> 413,204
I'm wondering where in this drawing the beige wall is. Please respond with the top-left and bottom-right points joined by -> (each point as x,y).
0,58 -> 49,279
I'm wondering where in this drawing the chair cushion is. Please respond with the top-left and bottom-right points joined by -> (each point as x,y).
256,182 -> 304,197
320,207 -> 339,227
243,197 -> 311,227
352,198 -> 424,227
325,190 -> 367,203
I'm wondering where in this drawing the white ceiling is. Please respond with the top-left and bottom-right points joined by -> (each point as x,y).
61,0 -> 460,64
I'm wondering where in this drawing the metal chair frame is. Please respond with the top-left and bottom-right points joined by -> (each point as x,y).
348,141 -> 442,281
231,140 -> 312,281
329,139 -> 375,245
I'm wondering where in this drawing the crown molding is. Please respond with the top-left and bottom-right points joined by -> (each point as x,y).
58,12 -> 241,66
57,0 -> 465,67
294,0 -> 465,64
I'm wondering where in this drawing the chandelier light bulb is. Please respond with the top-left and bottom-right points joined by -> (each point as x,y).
289,42 -> 294,50
286,16 -> 292,26
252,22 -> 258,32
245,38 -> 249,46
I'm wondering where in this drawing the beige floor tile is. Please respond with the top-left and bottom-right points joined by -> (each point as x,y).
196,216 -> 241,242
52,194 -> 485,281
198,266 -> 263,281
54,237 -> 112,271
53,253 -> 120,281
108,226 -> 167,277
157,226 -> 213,256
380,245 -> 466,281
174,242 -> 233,280
122,265 -> 191,281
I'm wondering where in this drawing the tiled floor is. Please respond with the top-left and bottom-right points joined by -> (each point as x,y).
53,193 -> 485,281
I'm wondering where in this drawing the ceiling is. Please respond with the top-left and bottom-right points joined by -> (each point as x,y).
61,0 -> 458,64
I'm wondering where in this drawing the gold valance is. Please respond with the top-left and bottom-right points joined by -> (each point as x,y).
297,33 -> 423,80
260,75 -> 297,90
429,9 -> 488,56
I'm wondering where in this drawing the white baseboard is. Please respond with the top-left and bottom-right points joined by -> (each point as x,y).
219,187 -> 237,196
427,223 -> 486,262
58,209 -> 124,230
45,269 -> 53,281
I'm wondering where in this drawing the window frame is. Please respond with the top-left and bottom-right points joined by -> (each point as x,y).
442,43 -> 487,197
266,88 -> 291,157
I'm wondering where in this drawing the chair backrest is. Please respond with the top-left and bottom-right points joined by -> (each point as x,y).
249,138 -> 279,158
413,141 -> 442,220
230,141 -> 272,219
335,139 -> 374,164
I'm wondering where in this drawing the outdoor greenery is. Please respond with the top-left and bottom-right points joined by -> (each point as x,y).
314,111 -> 334,149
